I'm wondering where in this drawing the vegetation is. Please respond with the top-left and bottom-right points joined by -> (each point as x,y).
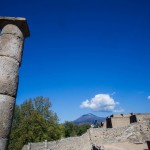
8,97 -> 90,150
64,121 -> 90,137
8,97 -> 64,150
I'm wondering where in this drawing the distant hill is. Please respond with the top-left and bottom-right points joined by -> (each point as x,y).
73,113 -> 106,125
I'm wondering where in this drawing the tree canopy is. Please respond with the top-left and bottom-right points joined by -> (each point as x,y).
8,97 -> 64,150
64,121 -> 90,137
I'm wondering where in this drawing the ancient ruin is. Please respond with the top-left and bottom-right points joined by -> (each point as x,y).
104,113 -> 150,128
130,113 -> 150,123
22,113 -> 150,150
0,17 -> 29,150
0,16 -> 149,150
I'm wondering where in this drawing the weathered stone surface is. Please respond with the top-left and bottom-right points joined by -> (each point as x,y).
0,56 -> 19,97
22,132 -> 92,150
0,139 -> 8,150
90,122 -> 150,145
0,33 -> 24,63
22,122 -> 150,150
1,24 -> 24,39
106,114 -> 131,128
0,95 -> 15,138
0,16 -> 29,150
0,17 -> 30,37
131,114 -> 150,123
105,113 -> 150,128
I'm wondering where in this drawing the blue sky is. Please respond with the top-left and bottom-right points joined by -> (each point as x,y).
1,0 -> 150,122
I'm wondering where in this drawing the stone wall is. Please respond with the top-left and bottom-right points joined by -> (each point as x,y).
90,122 -> 150,145
105,113 -> 150,128
22,122 -> 150,150
110,116 -> 130,128
106,114 -> 131,128
132,114 -> 150,123
22,131 -> 92,150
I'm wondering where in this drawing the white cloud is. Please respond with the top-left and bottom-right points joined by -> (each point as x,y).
80,94 -> 123,112
148,96 -> 150,100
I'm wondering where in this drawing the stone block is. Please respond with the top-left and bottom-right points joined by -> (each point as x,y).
0,17 -> 30,37
0,33 -> 24,63
0,95 -> 15,138
0,56 -> 19,97
0,138 -> 8,150
1,24 -> 24,39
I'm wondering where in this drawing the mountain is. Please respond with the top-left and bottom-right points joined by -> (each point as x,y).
73,113 -> 106,125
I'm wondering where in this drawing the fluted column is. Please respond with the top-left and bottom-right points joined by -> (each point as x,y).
0,17 -> 30,150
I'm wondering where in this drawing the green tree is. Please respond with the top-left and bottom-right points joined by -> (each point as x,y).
8,96 -> 64,150
64,121 -> 78,137
63,122 -> 90,138
77,124 -> 90,136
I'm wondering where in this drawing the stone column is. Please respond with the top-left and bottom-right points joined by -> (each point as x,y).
0,17 -> 30,150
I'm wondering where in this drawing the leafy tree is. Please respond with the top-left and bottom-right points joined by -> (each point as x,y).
64,121 -> 78,137
8,96 -> 64,150
77,124 -> 90,136
63,122 -> 90,137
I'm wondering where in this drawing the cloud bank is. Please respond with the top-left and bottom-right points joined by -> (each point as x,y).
148,96 -> 150,100
80,94 -> 123,112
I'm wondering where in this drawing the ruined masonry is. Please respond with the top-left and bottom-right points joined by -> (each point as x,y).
0,17 -> 30,150
22,122 -> 150,150
22,113 -> 150,150
104,113 -> 150,128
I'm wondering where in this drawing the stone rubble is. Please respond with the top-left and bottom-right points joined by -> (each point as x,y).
22,122 -> 150,150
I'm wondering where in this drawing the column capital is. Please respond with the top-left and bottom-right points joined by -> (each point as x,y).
0,17 -> 30,37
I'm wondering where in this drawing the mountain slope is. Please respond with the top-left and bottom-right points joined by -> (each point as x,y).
73,113 -> 106,124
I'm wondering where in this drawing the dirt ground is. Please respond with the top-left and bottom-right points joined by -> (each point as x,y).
102,142 -> 148,150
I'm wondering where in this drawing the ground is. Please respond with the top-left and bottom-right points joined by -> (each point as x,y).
102,142 -> 148,150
